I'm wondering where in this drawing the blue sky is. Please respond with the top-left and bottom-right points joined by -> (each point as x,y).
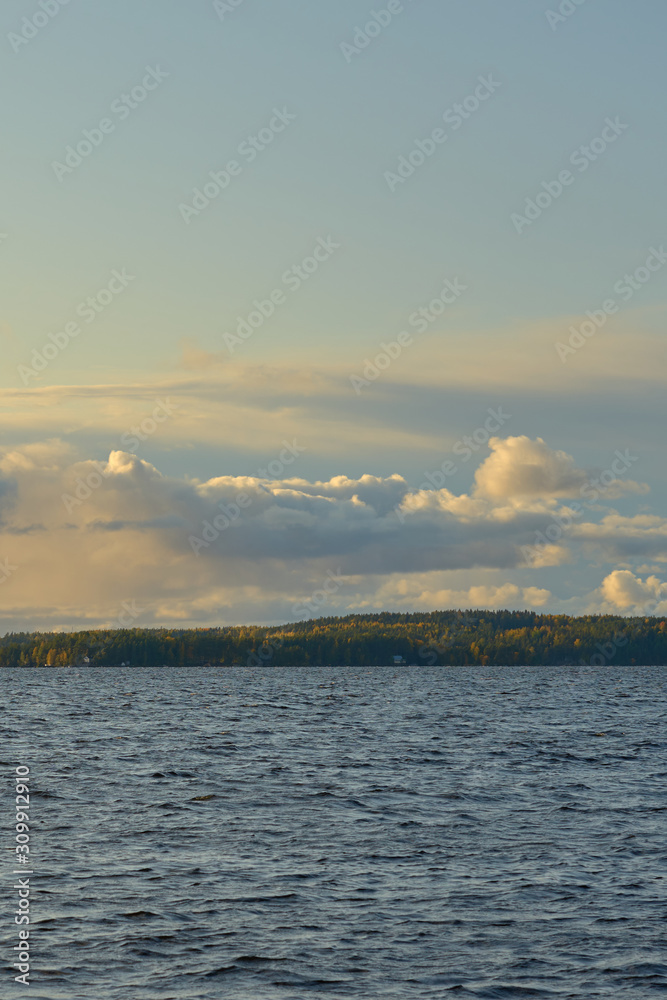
1,0 -> 667,632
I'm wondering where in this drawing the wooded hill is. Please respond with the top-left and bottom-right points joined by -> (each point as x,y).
1,610 -> 666,667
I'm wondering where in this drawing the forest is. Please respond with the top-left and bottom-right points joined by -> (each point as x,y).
1,610 -> 666,667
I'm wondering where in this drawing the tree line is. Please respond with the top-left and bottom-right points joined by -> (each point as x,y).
1,610 -> 666,667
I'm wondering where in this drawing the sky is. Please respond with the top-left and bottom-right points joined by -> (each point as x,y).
1,0 -> 667,633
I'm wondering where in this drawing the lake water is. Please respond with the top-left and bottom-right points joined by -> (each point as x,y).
4,665 -> 667,999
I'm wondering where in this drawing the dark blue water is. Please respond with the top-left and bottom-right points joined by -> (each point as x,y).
4,665 -> 667,999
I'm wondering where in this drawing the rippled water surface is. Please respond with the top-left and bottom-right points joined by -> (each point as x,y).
4,665 -> 667,999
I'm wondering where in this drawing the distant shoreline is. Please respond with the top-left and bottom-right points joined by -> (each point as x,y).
1,610 -> 666,668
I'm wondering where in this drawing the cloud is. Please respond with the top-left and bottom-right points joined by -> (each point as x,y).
178,311 -> 667,391
572,514 -> 667,561
355,575 -> 552,612
0,436 -> 657,631
473,435 -> 592,501
600,569 -> 667,612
